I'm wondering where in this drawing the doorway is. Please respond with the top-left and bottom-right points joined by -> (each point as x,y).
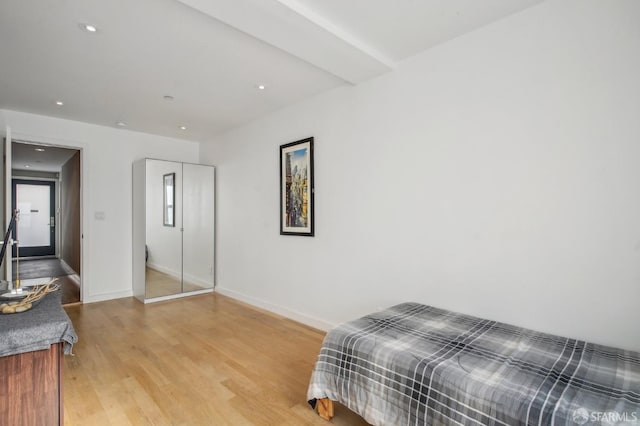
10,141 -> 82,304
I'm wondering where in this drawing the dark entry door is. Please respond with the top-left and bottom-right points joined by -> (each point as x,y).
12,179 -> 56,257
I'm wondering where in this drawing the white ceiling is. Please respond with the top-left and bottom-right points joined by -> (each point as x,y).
12,142 -> 78,173
0,0 -> 543,142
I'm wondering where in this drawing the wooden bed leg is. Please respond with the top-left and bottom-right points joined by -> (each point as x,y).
317,398 -> 334,420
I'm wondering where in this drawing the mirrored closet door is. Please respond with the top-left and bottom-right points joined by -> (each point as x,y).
133,159 -> 215,303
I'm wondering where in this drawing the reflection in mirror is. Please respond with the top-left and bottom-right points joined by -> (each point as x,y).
182,163 -> 215,292
133,159 -> 214,301
163,173 -> 175,227
145,161 -> 182,298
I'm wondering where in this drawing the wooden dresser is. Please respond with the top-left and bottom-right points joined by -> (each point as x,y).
0,291 -> 77,426
0,343 -> 64,425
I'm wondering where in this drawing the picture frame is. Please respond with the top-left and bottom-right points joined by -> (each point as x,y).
163,172 -> 175,227
280,137 -> 314,236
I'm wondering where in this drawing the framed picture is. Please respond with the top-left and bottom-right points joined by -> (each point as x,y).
280,137 -> 314,236
163,172 -> 175,227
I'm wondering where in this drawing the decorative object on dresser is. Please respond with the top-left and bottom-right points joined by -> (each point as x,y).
0,278 -> 60,314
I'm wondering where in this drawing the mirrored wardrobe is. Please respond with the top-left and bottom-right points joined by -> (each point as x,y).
133,159 -> 215,302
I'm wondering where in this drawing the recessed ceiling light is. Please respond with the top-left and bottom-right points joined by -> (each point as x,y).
34,148 -> 45,152
80,23 -> 98,33
179,126 -> 187,130
55,101 -> 64,106
116,121 -> 127,127
163,95 -> 174,101
24,165 -> 31,168
257,84 -> 266,90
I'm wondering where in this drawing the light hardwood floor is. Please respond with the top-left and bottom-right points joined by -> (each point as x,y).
63,293 -> 369,425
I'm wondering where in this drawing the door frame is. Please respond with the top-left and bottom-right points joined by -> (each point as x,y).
11,179 -> 57,257
7,134 -> 85,302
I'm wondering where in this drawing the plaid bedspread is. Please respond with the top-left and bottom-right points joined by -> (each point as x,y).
307,303 -> 640,425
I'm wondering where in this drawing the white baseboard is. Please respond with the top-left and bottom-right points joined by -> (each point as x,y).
60,258 -> 79,275
215,286 -> 335,332
84,289 -> 134,303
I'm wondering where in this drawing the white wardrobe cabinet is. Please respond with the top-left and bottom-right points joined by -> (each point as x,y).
133,158 -> 215,302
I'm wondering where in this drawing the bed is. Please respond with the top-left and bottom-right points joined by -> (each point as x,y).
307,303 -> 640,425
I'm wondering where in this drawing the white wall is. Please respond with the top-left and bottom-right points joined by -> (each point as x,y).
201,0 -> 640,352
1,110 -> 200,302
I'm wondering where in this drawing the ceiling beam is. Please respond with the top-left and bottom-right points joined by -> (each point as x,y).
176,0 -> 394,85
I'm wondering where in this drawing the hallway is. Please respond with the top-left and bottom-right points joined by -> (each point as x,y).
12,258 -> 80,304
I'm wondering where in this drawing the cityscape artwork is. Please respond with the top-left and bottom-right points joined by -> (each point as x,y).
280,137 -> 314,236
